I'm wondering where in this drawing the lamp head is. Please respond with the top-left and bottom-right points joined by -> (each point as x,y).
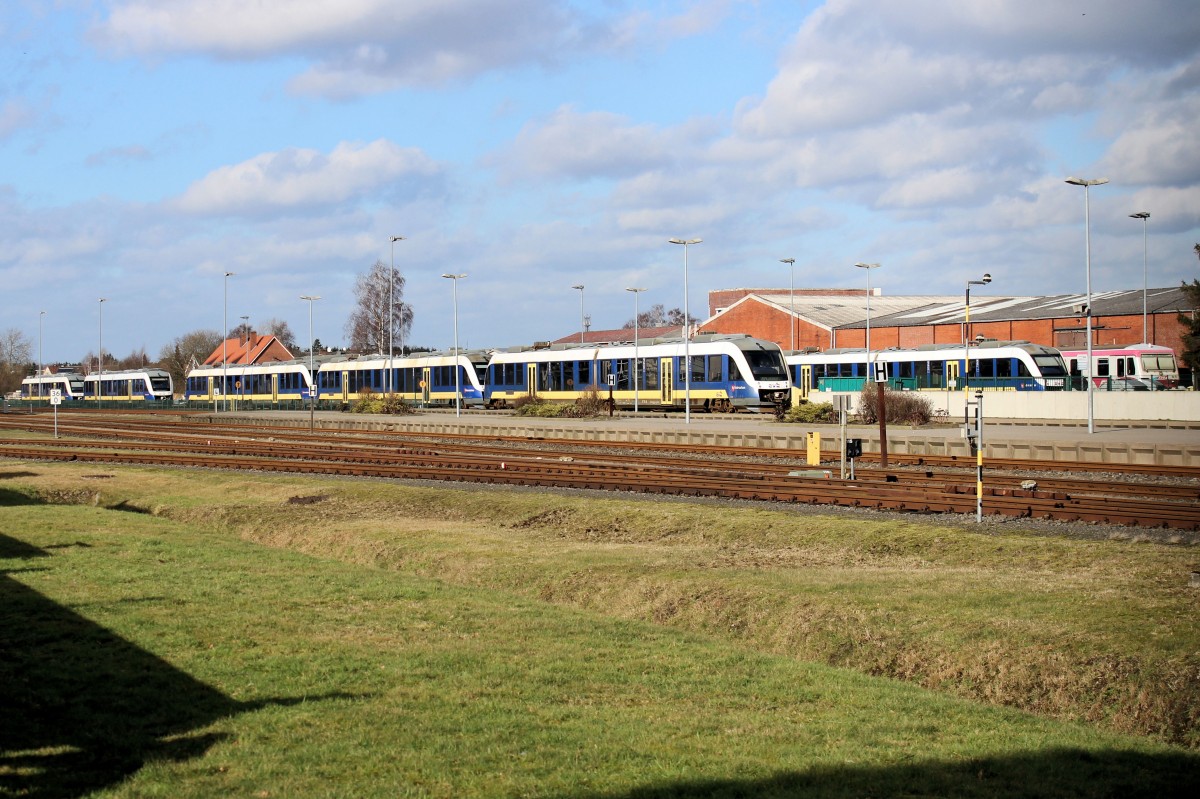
668,238 -> 702,245
1129,211 -> 1150,220
390,235 -> 406,243
780,258 -> 795,265
571,284 -> 584,290
981,273 -> 992,285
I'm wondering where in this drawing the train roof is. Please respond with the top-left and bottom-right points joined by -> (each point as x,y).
85,367 -> 172,378
787,340 -> 1058,357
502,332 -> 769,353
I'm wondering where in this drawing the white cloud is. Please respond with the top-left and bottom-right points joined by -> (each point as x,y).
93,0 -> 625,96
1099,95 -> 1200,187
174,139 -> 441,215
0,98 -> 37,140
491,106 -> 675,182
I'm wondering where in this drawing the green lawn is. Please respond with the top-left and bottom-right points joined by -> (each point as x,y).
1,463 -> 1197,798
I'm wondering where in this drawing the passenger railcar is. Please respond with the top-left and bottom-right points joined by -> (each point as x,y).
787,341 -> 1070,399
315,351 -> 488,409
484,333 -> 791,412
185,360 -> 314,408
84,368 -> 174,403
1059,345 -> 1180,390
20,372 -> 87,400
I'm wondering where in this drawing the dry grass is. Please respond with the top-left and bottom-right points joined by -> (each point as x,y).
9,461 -> 1200,748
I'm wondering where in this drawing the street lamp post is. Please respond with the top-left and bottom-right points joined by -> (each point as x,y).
1130,212 -> 1150,343
854,262 -> 885,467
571,284 -> 585,344
668,238 -> 702,424
301,295 -> 321,433
223,272 -> 234,413
97,298 -> 107,408
1065,176 -> 1108,434
963,273 -> 992,390
442,273 -> 467,417
780,258 -> 796,352
239,315 -> 249,409
389,236 -> 405,394
38,310 -> 45,398
626,287 -> 647,413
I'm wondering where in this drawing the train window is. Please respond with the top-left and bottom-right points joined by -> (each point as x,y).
1124,357 -> 1135,377
706,355 -> 722,383
729,359 -> 744,382
644,360 -> 658,389
1096,358 -> 1110,377
995,359 -> 1012,378
689,356 -> 705,384
549,362 -> 565,391
578,360 -> 591,387
614,359 -> 630,390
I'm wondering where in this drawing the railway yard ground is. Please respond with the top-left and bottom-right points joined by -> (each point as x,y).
2,407 -> 1199,797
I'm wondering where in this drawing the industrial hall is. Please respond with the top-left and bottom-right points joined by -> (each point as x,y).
697,285 -> 1194,355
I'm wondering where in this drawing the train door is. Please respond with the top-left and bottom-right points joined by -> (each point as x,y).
272,374 -> 279,403
946,360 -> 960,389
798,364 -> 812,401
340,370 -> 348,403
421,367 -> 431,404
526,364 -> 537,398
660,358 -> 673,404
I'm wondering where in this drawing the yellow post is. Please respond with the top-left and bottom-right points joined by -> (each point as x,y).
807,431 -> 822,466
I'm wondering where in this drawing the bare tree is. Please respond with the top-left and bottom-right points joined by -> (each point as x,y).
0,328 -> 33,395
230,321 -> 253,343
622,304 -> 695,329
262,318 -> 297,351
345,259 -> 414,353
76,349 -> 117,376
116,347 -> 152,370
157,329 -> 222,392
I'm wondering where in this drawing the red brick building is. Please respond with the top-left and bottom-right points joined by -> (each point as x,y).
203,332 -> 293,366
700,287 -> 1195,360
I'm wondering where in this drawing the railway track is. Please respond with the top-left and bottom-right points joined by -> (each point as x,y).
2,413 -> 1197,530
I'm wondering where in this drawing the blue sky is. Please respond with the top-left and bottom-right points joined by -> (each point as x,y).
3,0 -> 1198,363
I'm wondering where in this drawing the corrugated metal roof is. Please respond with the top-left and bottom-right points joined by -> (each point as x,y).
750,292 -> 962,329
862,287 -> 1192,329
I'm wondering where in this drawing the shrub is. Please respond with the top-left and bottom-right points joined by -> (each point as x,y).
351,388 -> 415,415
512,387 -> 610,418
780,400 -> 837,424
857,385 -> 933,425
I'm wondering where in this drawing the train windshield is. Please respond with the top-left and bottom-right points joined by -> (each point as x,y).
150,376 -> 172,392
743,349 -> 789,380
1033,354 -> 1068,377
1140,354 -> 1177,373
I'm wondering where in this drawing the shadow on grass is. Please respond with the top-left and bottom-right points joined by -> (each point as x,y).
569,748 -> 1200,799
0,534 -> 357,799
0,481 -> 43,510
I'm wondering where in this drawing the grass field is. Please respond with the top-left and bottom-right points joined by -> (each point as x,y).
2,462 -> 1198,798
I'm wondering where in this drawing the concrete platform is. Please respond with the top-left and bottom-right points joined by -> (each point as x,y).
213,410 -> 1200,468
